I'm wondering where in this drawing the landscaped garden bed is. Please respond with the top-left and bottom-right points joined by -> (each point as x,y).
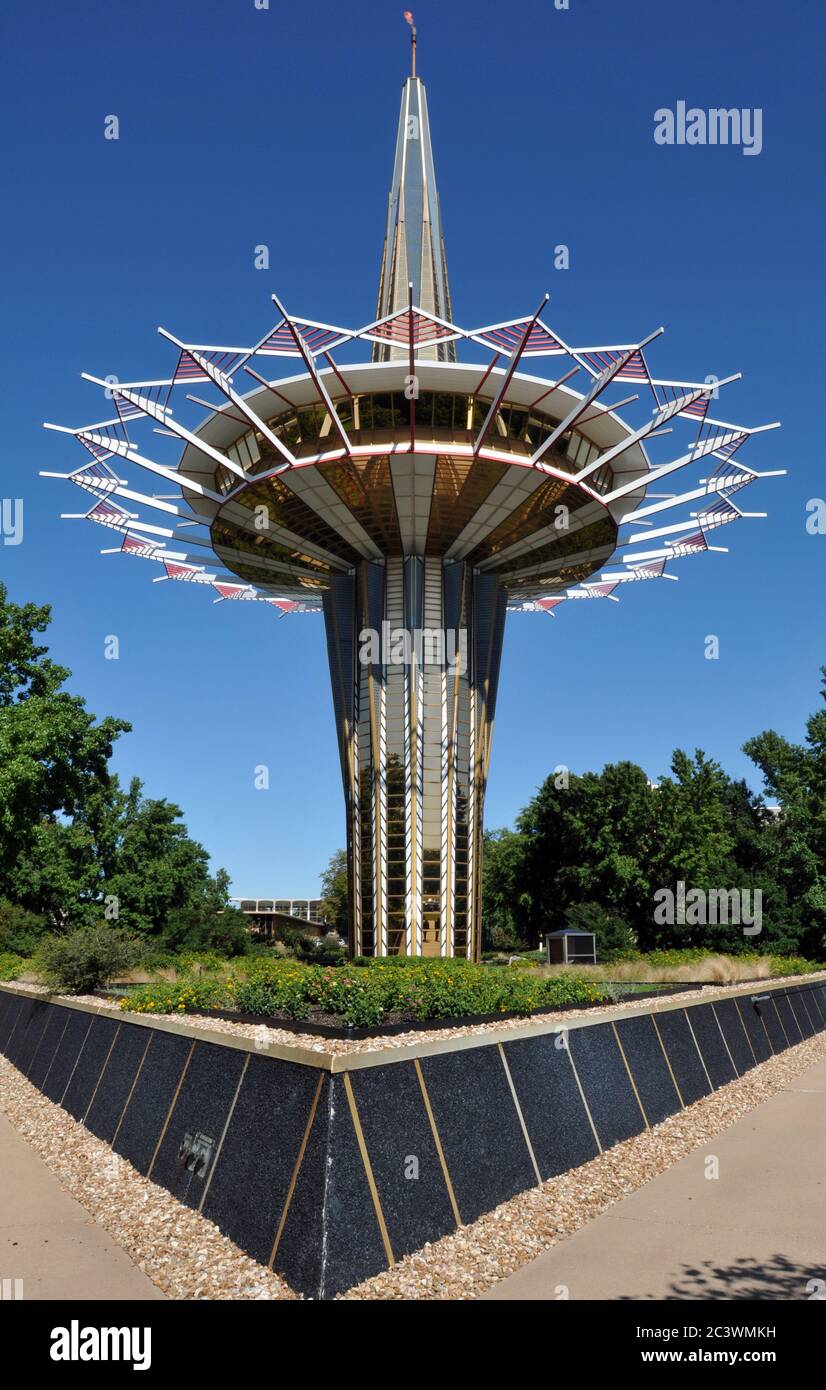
117,957 -> 614,1030
5,944 -> 825,1038
160,985 -> 704,1040
112,957 -> 732,1036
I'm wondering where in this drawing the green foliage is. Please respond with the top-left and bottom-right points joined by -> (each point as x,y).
0,584 -> 242,948
112,947 -> 826,1026
0,583 -> 133,929
202,957 -> 608,1026
279,925 -> 346,966
563,902 -> 637,962
34,924 -> 141,995
160,872 -> 251,957
481,828 -> 532,950
767,954 -> 822,977
0,951 -> 25,981
4,582 -> 826,978
307,968 -> 389,1027
642,948 -> 726,969
319,848 -> 349,937
478,674 -> 826,961
124,975 -> 238,1015
235,961 -> 315,1019
516,760 -> 656,941
304,936 -> 348,966
743,669 -> 826,959
0,898 -> 46,955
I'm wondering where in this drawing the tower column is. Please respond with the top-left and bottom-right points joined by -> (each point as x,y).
324,557 -> 506,959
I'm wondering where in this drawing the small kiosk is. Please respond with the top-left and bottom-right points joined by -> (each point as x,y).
545,927 -> 597,966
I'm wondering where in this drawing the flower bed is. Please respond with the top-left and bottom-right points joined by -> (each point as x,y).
121,958 -> 610,1029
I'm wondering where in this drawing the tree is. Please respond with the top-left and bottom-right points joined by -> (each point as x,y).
744,668 -> 826,958
0,899 -> 45,955
0,583 -> 240,949
642,750 -> 737,951
481,828 -> 531,950
320,848 -> 349,936
563,901 -> 636,962
0,583 -> 129,906
516,761 -> 656,940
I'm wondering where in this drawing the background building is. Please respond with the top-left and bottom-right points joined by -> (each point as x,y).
231,898 -> 328,939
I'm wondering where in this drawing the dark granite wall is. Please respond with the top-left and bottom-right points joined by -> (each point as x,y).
1,981 -> 825,1299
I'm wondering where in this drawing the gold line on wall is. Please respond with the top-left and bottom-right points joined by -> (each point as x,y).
198,1054 -> 250,1214
413,1057 -> 462,1227
769,999 -> 791,1048
733,998 -> 758,1064
649,1014 -> 685,1109
805,987 -> 825,1025
268,1071 -> 325,1270
111,1031 -> 154,1148
795,992 -> 817,1034
40,1015 -> 70,1091
563,1036 -> 603,1153
710,1003 -> 739,1076
147,1041 -> 196,1180
683,1011 -> 713,1092
26,1009 -> 56,1080
754,1004 -> 775,1054
497,1043 -> 542,1184
59,1018 -> 94,1106
610,1022 -> 649,1128
342,1072 -> 395,1266
83,1022 -> 122,1124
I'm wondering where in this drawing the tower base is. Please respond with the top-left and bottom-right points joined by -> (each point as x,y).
323,556 -> 506,958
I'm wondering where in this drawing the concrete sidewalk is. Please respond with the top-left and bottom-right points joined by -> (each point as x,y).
0,1111 -> 165,1301
482,1055 -> 826,1301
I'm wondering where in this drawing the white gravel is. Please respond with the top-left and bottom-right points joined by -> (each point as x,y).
0,1054 -> 296,1300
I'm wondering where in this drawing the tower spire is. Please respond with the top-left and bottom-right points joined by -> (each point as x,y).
373,15 -> 455,361
404,10 -> 417,77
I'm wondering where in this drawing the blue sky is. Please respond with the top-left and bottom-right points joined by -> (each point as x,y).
1,0 -> 824,895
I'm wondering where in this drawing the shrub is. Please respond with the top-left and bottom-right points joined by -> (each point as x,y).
122,975 -> 237,1014
769,954 -> 823,977
563,902 -> 637,962
279,927 -> 346,966
173,950 -> 227,975
235,962 -> 316,1019
235,958 -> 606,1025
160,908 -> 251,958
0,952 -> 25,982
0,900 -> 47,956
35,925 -> 141,995
309,969 -> 389,1027
117,954 -> 612,1024
643,948 -> 729,970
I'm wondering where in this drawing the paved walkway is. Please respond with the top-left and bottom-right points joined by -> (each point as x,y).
483,1055 -> 826,1301
0,1111 -> 165,1301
